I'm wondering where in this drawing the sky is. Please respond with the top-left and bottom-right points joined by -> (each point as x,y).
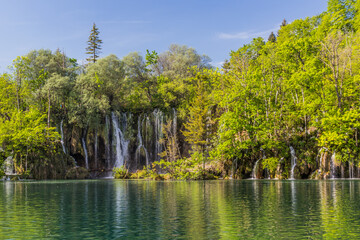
0,0 -> 328,71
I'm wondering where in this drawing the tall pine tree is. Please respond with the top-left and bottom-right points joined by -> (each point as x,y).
86,23 -> 103,63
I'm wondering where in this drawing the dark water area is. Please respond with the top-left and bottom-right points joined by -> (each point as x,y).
1,180 -> 360,239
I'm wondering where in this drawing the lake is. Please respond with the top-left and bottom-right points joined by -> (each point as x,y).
1,180 -> 360,239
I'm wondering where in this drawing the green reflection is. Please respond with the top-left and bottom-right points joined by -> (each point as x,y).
1,180 -> 360,239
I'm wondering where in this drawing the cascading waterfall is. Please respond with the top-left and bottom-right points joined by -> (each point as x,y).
146,116 -> 151,157
349,161 -> 354,179
135,116 -> 149,167
60,120 -> 66,154
290,146 -> 297,179
4,156 -> 14,175
153,109 -> 163,161
330,151 -> 336,178
105,115 -> 111,169
172,108 -> 177,136
82,134 -> 89,169
251,159 -> 260,179
111,112 -> 129,168
94,129 -> 98,169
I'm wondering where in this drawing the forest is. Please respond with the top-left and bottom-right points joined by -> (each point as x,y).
1,0 -> 360,180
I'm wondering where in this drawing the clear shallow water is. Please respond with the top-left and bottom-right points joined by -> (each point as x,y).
1,180 -> 360,239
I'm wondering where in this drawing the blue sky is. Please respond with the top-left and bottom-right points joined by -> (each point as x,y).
0,0 -> 328,71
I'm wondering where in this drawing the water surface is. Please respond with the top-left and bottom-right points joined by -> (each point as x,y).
1,180 -> 360,239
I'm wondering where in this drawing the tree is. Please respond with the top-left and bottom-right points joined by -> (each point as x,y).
122,52 -> 154,106
153,44 -> 212,78
11,56 -> 30,111
268,32 -> 276,42
71,55 -> 125,127
86,23 -> 103,64
182,76 -> 210,170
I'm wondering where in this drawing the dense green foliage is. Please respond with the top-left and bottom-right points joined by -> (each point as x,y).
1,0 -> 360,179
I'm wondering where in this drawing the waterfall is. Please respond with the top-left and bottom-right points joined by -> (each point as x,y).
153,109 -> 163,161
4,156 -> 14,175
111,112 -> 129,168
81,135 -> 89,169
146,116 -> 151,155
172,108 -> 177,136
330,151 -> 336,178
94,129 -> 98,169
349,161 -> 354,179
135,116 -> 150,167
251,159 -> 260,179
105,115 -> 111,169
290,146 -> 297,179
60,120 -> 66,154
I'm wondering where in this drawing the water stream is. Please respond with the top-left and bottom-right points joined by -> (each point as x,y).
81,136 -> 89,169
153,109 -> 163,161
330,151 -> 336,179
105,115 -> 111,169
4,156 -> 14,175
94,129 -> 98,169
135,116 -> 150,167
60,120 -> 66,154
290,146 -> 297,179
251,159 -> 260,179
111,112 -> 129,168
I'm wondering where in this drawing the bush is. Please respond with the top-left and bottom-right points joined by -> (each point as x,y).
131,169 -> 147,179
262,157 -> 280,175
20,170 -> 30,179
130,165 -> 163,180
113,166 -> 130,179
154,156 -> 218,180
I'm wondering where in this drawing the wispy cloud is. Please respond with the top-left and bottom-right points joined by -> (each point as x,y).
218,26 -> 279,40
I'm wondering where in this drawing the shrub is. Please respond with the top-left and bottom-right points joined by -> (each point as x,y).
262,157 -> 279,175
113,166 -> 130,179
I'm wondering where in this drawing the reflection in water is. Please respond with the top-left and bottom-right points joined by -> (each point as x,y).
1,180 -> 360,239
291,180 -> 296,212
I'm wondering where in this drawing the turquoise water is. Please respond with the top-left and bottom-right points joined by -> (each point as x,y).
1,180 -> 360,239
